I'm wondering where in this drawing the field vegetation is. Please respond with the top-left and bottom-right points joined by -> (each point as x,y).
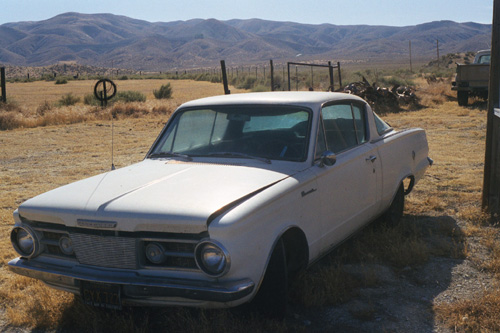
0,63 -> 499,331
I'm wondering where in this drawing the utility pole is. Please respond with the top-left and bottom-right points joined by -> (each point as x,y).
482,0 -> 500,213
270,59 -> 274,91
437,39 -> 440,67
409,40 -> 413,72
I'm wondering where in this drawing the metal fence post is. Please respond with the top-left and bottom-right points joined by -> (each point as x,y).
1,67 -> 6,103
220,60 -> 230,95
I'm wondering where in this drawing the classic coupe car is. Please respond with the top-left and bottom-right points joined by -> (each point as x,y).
9,91 -> 431,317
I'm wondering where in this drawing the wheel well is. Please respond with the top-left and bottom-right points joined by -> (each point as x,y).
281,227 -> 309,277
402,175 -> 415,195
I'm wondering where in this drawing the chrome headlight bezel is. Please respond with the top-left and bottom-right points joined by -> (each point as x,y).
195,240 -> 230,278
10,225 -> 42,259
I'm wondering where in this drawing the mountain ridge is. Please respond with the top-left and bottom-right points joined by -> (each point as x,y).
0,12 -> 492,70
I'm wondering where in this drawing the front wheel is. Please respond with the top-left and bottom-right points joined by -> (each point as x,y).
457,91 -> 469,106
249,238 -> 288,319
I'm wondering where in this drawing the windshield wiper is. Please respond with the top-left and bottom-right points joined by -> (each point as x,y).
205,152 -> 271,164
149,152 -> 193,161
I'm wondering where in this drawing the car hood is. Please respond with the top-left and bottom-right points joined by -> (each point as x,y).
18,159 -> 291,233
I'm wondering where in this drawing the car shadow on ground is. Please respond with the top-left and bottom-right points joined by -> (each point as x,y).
290,214 -> 467,332
55,214 -> 465,332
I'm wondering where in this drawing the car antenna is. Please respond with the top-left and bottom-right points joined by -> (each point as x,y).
94,79 -> 117,170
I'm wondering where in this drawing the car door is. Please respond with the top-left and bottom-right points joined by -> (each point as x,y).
312,102 -> 382,252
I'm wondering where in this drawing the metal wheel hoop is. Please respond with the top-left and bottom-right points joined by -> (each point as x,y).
94,79 -> 117,102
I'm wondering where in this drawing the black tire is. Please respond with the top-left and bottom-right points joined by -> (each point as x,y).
381,183 -> 405,226
457,91 -> 468,106
250,238 -> 288,319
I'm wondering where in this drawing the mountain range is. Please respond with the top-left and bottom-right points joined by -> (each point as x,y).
0,12 -> 492,70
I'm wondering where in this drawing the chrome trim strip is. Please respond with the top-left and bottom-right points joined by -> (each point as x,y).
8,257 -> 254,303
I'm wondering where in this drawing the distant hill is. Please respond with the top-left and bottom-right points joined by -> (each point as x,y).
0,12 -> 492,70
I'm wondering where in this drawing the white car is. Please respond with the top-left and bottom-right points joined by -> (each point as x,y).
8,91 -> 432,317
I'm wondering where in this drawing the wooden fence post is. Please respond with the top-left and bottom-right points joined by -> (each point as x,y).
328,61 -> 334,91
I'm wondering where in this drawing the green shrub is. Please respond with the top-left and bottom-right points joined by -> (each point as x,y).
119,75 -> 129,80
43,74 -> 55,82
378,76 -> 415,87
153,83 -> 173,99
251,84 -> 270,92
115,91 -> 146,103
58,93 -> 80,106
83,93 -> 100,106
237,77 -> 257,90
55,78 -> 68,85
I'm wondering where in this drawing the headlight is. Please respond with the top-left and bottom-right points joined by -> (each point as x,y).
11,226 -> 41,258
195,240 -> 230,277
145,242 -> 166,264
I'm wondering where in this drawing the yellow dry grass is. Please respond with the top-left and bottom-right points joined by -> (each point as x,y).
6,79 -> 244,110
0,80 -> 497,330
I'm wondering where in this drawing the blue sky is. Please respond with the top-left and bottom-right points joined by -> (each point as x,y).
0,0 -> 494,26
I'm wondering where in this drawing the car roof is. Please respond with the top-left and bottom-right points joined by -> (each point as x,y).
476,50 -> 490,55
178,91 -> 366,109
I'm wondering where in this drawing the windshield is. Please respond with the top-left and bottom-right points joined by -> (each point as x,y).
149,105 -> 311,162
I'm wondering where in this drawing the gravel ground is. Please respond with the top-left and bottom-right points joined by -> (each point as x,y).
285,216 -> 496,332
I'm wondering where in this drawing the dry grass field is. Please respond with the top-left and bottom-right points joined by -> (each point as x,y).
1,78 -> 499,331
0,79 -> 247,130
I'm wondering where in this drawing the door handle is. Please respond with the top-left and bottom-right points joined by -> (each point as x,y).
366,155 -> 377,162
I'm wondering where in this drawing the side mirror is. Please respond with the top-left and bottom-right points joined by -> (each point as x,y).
320,151 -> 336,167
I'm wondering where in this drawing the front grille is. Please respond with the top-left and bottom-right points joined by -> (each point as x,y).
30,222 -> 202,271
70,233 -> 138,269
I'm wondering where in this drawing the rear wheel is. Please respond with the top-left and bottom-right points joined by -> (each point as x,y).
250,238 -> 288,319
381,183 -> 405,226
457,91 -> 469,106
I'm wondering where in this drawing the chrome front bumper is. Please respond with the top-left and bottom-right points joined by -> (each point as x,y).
8,257 -> 255,306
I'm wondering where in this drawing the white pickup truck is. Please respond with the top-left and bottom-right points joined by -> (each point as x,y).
452,50 -> 490,106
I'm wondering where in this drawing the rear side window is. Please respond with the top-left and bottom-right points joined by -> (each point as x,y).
373,113 -> 392,135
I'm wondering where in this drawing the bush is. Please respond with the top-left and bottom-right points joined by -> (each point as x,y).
119,75 -> 129,80
55,78 -> 68,85
237,77 -> 257,90
0,102 -> 23,130
42,74 -> 55,82
58,93 -> 80,106
36,101 -> 52,116
0,111 -> 22,130
115,91 -> 146,103
153,83 -> 173,99
83,94 -> 100,106
378,76 -> 415,87
251,84 -> 270,92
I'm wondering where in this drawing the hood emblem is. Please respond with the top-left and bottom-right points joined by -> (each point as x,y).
77,219 -> 117,229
